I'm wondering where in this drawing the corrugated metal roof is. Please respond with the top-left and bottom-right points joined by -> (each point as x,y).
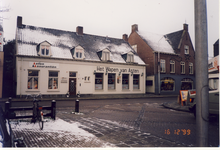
17,25 -> 145,65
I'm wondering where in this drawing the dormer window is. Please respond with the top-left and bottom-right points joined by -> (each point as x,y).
37,41 -> 52,57
127,54 -> 134,62
97,48 -> 111,61
41,45 -> 50,56
121,51 -> 134,63
71,45 -> 85,59
102,51 -> 110,61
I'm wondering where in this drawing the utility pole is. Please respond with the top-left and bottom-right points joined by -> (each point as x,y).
194,0 -> 209,147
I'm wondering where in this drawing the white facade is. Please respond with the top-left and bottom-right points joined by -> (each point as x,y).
16,57 -> 146,97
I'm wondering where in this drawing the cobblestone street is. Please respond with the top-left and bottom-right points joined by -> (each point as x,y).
3,97 -> 219,147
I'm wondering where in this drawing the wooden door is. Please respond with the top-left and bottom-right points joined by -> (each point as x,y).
69,78 -> 76,96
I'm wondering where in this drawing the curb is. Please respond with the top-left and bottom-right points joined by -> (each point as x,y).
162,102 -> 190,112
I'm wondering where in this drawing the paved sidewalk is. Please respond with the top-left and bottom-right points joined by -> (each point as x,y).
162,101 -> 190,112
0,94 -> 178,102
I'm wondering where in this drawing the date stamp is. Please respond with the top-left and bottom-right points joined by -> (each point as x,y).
165,129 -> 191,135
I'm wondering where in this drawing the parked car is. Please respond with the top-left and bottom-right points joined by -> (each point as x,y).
188,89 -> 219,117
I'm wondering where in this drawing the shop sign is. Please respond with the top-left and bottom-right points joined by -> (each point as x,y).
29,62 -> 59,68
208,56 -> 219,72
96,66 -> 140,74
61,77 -> 67,83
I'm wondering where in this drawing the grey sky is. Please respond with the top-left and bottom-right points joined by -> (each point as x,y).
1,0 -> 219,57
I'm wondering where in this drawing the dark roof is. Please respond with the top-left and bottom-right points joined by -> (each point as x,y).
164,30 -> 184,50
16,25 -> 145,65
214,39 -> 219,45
0,23 -> 3,32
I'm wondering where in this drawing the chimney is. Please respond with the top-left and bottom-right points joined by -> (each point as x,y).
17,16 -> 22,28
123,34 -> 128,42
132,24 -> 138,33
183,23 -> 188,32
76,26 -> 83,35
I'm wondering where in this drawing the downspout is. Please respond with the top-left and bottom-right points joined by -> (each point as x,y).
158,52 -> 160,94
20,57 -> 22,97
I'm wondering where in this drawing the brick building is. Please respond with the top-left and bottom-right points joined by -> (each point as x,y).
128,24 -> 195,95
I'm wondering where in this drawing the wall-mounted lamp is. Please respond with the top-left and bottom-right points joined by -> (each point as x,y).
118,71 -> 121,76
93,70 -> 96,74
141,72 -> 144,76
131,72 -> 133,76
105,70 -> 108,75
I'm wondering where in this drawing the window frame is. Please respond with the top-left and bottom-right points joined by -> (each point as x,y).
95,73 -> 103,90
127,54 -> 134,63
160,59 -> 166,73
170,60 -> 175,73
184,45 -> 189,55
102,51 -> 110,61
122,74 -> 129,90
108,73 -> 116,90
48,71 -> 59,90
133,74 -> 140,90
189,63 -> 193,74
27,70 -> 39,90
181,62 -> 185,74
38,41 -> 52,57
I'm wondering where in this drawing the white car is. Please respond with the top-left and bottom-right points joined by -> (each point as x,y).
188,89 -> 219,117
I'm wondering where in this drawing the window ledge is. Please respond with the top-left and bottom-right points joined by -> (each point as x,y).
47,90 -> 60,92
122,89 -> 130,91
26,90 -> 40,92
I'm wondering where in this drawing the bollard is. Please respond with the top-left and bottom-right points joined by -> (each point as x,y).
75,99 -> 79,113
5,101 -> 10,119
0,107 -> 11,147
51,100 -> 56,120
8,97 -> 12,107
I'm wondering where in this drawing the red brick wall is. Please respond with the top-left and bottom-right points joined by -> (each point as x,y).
128,30 -> 195,76
128,32 -> 155,76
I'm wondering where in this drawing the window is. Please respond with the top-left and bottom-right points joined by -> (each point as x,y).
102,51 -> 110,61
184,45 -> 189,54
108,73 -> 115,90
122,74 -> 129,89
189,63 -> 193,74
95,73 -> 103,90
146,80 -> 153,86
209,78 -> 219,90
170,60 -> 175,73
181,78 -> 193,90
76,49 -> 83,58
28,70 -> 39,89
181,62 -> 185,74
69,72 -> 76,77
73,46 -> 85,59
160,59 -> 166,73
133,74 -> 139,89
132,45 -> 137,52
127,54 -> 134,62
161,77 -> 175,91
48,71 -> 58,89
41,45 -> 50,56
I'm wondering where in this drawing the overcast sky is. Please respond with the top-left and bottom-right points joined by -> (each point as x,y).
1,0 -> 219,57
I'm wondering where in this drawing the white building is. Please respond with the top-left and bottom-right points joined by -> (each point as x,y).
15,16 -> 146,98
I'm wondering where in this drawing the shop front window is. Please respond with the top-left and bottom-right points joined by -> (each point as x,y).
28,70 -> 39,89
133,74 -> 139,89
48,71 -> 58,89
181,78 -> 193,90
161,77 -> 175,91
108,73 -> 115,90
95,73 -> 103,90
122,74 -> 129,89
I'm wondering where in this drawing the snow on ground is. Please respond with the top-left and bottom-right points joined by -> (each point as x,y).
9,118 -> 115,147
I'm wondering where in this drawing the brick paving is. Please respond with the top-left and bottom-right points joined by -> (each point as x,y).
2,98 -> 218,147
